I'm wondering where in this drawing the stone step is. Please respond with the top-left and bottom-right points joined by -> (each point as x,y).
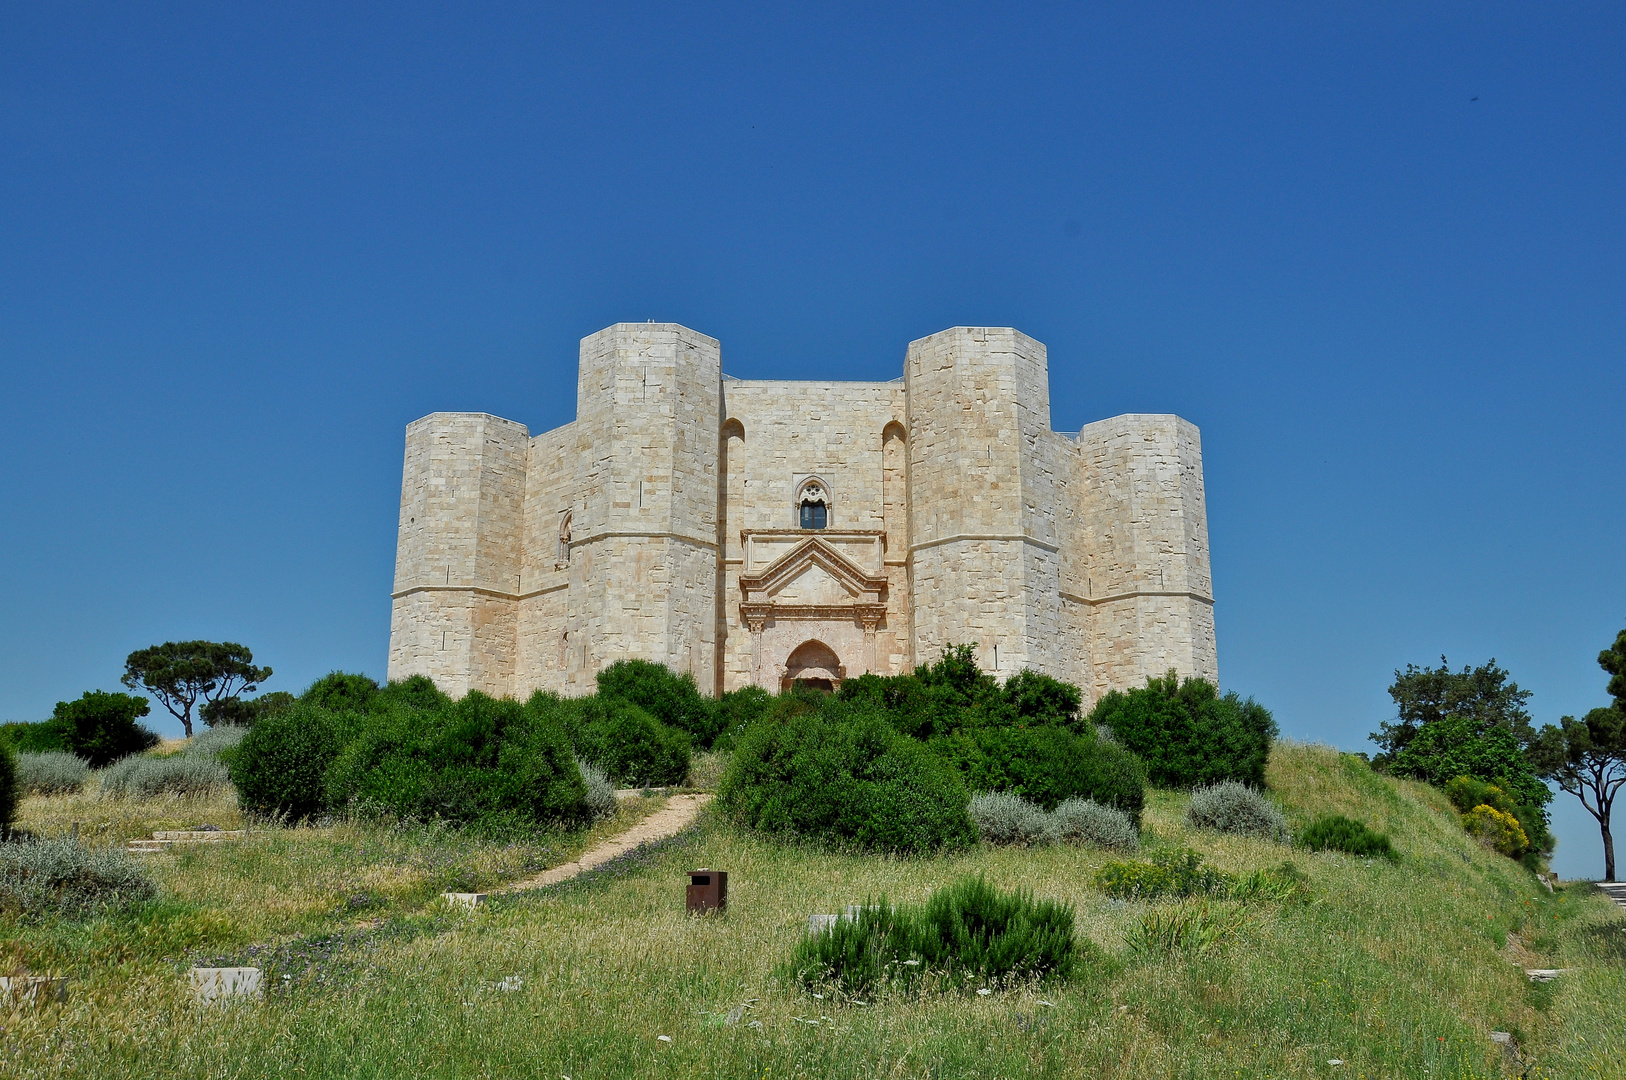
128,830 -> 245,853
0,976 -> 69,1008
1597,882 -> 1626,908
152,830 -> 244,842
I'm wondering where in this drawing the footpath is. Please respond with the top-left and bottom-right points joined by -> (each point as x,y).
500,793 -> 713,893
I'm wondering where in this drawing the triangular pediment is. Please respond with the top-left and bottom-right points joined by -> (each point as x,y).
738,537 -> 887,603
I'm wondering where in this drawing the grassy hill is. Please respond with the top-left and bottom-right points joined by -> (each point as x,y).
5,742 -> 1624,1078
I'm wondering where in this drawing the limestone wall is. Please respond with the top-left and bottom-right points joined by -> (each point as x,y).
717,379 -> 909,689
1073,414 -> 1217,699
385,321 -> 1219,708
387,412 -> 529,697
570,324 -> 721,686
904,328 -> 1064,679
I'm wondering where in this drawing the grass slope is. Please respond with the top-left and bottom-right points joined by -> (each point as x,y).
3,743 -> 1623,1079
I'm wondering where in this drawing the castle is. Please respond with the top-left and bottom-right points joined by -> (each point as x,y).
387,322 -> 1218,705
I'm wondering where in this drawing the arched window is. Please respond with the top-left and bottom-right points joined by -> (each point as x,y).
557,511 -> 572,567
797,479 -> 829,529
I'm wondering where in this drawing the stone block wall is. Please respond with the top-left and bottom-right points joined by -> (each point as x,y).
387,412 -> 528,697
387,321 -> 1218,709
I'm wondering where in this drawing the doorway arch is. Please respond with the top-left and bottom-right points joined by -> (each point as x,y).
781,639 -> 845,692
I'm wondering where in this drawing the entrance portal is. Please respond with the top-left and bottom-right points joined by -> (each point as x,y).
781,639 -> 845,693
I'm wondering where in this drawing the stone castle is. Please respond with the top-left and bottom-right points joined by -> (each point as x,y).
387,322 -> 1218,705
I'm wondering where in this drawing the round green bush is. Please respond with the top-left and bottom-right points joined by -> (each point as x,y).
230,703 -> 356,820
1085,672 -> 1277,789
1050,798 -> 1139,851
49,692 -> 160,769
324,693 -> 589,829
933,725 -> 1146,823
595,659 -> 721,749
1298,814 -> 1396,860
565,695 -> 690,787
720,698 -> 975,853
300,671 -> 382,711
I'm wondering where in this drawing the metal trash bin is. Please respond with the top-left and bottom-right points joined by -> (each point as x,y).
687,869 -> 728,914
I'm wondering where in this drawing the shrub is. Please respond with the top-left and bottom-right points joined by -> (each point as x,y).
566,695 -> 691,787
1050,798 -> 1140,851
0,838 -> 157,918
200,690 -> 296,727
1464,804 -> 1529,857
1002,669 -> 1084,729
301,672 -> 381,712
100,754 -> 231,798
720,698 -> 976,853
0,740 -> 16,836
597,659 -> 722,749
785,875 -> 1078,994
1185,781 -> 1289,841
376,675 -> 452,712
1298,814 -> 1396,859
184,725 -> 247,760
578,759 -> 618,820
1443,775 -> 1547,860
0,719 -> 69,753
324,693 -> 589,829
712,684 -> 775,751
17,752 -> 91,796
968,792 -> 1052,846
49,691 -> 161,769
230,703 -> 357,819
934,725 -> 1147,822
1085,672 -> 1277,788
1096,849 -> 1233,900
1126,900 -> 1245,956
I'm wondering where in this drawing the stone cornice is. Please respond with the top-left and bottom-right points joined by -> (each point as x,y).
909,532 -> 1061,554
1059,588 -> 1215,607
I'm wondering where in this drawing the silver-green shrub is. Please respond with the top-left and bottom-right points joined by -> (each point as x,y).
18,752 -> 91,796
185,725 -> 247,759
100,754 -> 231,799
969,791 -> 1053,846
1050,797 -> 1140,851
578,758 -> 618,820
1185,781 -> 1289,841
0,838 -> 157,917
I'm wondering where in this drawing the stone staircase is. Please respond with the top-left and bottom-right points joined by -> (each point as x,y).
1598,882 -> 1626,909
127,829 -> 244,854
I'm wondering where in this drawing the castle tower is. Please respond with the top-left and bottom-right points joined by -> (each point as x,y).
903,327 -> 1066,678
386,412 -> 529,697
1074,414 -> 1217,697
566,323 -> 722,685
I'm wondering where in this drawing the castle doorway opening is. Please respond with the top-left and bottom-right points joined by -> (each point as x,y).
781,639 -> 844,693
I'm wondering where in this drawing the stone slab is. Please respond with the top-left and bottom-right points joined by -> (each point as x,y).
190,967 -> 262,1003
0,976 -> 68,1007
442,892 -> 489,909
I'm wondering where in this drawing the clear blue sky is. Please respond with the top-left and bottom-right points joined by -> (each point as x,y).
2,4 -> 1621,876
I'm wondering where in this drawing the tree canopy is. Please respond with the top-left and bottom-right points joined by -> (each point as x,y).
122,641 -> 272,737
1369,657 -> 1549,809
1528,624 -> 1626,882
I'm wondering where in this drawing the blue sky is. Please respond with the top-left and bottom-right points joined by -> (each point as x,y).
1,3 -> 1621,876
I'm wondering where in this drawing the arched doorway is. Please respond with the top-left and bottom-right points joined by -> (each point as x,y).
781,639 -> 845,693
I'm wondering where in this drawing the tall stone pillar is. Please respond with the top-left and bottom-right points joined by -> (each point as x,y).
903,327 -> 1065,678
569,324 -> 722,687
387,412 -> 529,698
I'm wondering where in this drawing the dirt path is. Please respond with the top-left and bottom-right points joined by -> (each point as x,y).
500,793 -> 713,893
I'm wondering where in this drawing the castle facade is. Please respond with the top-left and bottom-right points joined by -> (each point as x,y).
387,323 -> 1217,704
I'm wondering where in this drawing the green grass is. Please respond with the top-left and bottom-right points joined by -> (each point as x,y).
2,742 -> 1623,1078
